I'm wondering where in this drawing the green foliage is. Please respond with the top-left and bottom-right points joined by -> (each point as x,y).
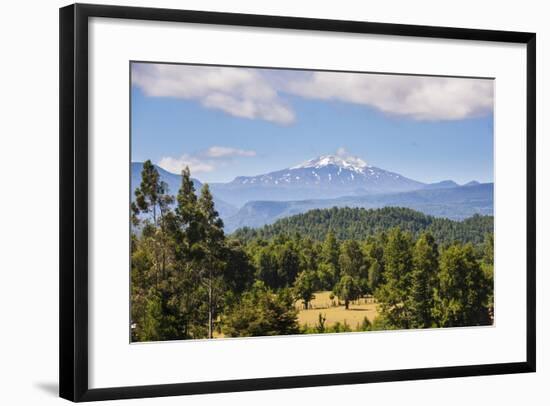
481,234 -> 494,319
357,316 -> 372,332
407,233 -> 439,328
330,320 -> 352,333
131,162 -> 494,341
339,240 -> 368,281
232,206 -> 493,246
277,242 -> 300,287
315,313 -> 327,333
433,243 -> 491,327
222,282 -> 300,337
223,240 -> 256,294
376,228 -> 414,328
301,315 -> 356,335
333,274 -> 361,309
293,270 -> 318,309
322,231 -> 340,274
368,259 -> 382,293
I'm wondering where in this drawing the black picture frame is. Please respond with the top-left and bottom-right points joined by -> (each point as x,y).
59,3 -> 536,402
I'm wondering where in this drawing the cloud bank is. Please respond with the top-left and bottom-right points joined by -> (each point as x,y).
133,63 -> 493,123
286,72 -> 494,121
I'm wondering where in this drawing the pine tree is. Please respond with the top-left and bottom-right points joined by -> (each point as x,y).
197,183 -> 226,338
133,160 -> 173,225
339,240 -> 369,293
256,247 -> 279,288
434,243 -> 490,327
368,259 -> 382,293
131,160 -> 178,341
277,242 -> 300,288
377,228 -> 414,328
408,232 -> 439,328
322,231 -> 340,274
222,282 -> 299,337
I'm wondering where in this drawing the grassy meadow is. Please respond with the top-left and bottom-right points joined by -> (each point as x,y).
296,291 -> 379,331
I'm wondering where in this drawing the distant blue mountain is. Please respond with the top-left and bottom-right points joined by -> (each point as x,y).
131,162 -> 238,219
224,183 -> 493,232
423,180 -> 459,189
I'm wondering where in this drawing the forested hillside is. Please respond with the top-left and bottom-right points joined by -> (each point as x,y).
131,162 -> 494,342
232,206 -> 493,246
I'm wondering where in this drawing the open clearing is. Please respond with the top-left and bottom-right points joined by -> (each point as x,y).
296,291 -> 379,329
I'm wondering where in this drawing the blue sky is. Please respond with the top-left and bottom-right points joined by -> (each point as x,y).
131,63 -> 494,185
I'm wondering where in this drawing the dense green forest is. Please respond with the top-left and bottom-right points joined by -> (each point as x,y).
232,206 -> 494,246
131,161 -> 494,342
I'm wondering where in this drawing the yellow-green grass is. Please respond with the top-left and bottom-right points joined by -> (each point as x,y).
296,291 -> 379,329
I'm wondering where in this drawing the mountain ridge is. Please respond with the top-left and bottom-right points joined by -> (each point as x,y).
223,183 -> 493,232
131,155 -> 490,231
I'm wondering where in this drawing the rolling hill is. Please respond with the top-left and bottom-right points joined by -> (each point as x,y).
231,206 -> 494,245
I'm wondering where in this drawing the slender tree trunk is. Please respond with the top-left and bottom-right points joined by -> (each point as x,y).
208,270 -> 213,339
345,300 -> 349,310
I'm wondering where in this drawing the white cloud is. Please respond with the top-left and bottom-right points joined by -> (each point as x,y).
133,63 -> 493,123
132,64 -> 294,125
158,154 -> 216,175
158,146 -> 257,174
285,72 -> 493,121
336,147 -> 348,157
204,146 -> 256,158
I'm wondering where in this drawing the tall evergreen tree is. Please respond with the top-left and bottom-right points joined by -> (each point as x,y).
255,246 -> 279,289
277,242 -> 300,287
408,232 -> 439,328
197,184 -> 226,338
434,243 -> 490,327
368,259 -> 382,293
322,231 -> 340,272
339,240 -> 369,293
175,166 -> 200,240
131,160 -> 177,341
377,228 -> 414,328
133,160 -> 173,225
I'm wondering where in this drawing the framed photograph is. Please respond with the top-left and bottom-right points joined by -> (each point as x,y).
59,3 -> 536,402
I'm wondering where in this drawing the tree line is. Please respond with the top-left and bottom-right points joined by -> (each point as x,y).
131,161 -> 494,342
232,206 -> 494,246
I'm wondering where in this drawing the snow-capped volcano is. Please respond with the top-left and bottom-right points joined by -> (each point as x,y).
229,154 -> 422,190
291,154 -> 369,173
210,154 -> 425,205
